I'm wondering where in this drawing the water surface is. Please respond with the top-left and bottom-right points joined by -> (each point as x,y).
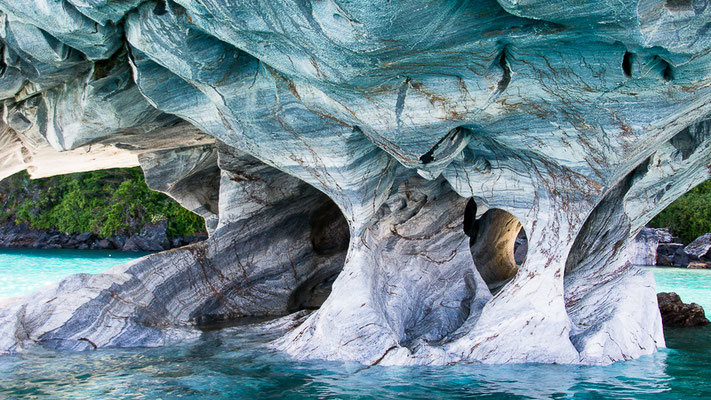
1,325 -> 709,399
0,248 -> 147,299
653,267 -> 711,317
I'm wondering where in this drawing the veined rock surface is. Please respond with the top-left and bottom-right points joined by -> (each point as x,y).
1,0 -> 711,365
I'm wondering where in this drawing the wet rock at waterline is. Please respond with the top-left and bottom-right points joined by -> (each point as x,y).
683,234 -> 711,263
657,243 -> 687,267
4,0 -> 711,365
658,292 -> 710,327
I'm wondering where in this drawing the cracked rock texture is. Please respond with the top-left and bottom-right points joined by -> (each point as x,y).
627,227 -> 674,266
1,0 -> 711,365
657,292 -> 710,327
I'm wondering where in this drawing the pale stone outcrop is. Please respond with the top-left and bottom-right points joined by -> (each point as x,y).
627,228 -> 673,266
0,144 -> 348,352
1,0 -> 711,365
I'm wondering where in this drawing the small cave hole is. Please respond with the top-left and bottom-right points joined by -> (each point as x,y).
496,46 -> 512,93
655,56 -> 675,82
463,198 -> 479,244
0,45 -> 6,76
154,0 -> 169,15
466,205 -> 527,294
420,148 -> 435,165
622,51 -> 634,78
663,63 -> 674,82
419,128 -> 459,165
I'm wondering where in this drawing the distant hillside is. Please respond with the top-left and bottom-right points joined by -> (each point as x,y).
0,168 -> 206,239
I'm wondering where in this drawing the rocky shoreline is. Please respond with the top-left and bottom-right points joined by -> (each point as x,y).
0,220 -> 206,252
628,228 -> 711,268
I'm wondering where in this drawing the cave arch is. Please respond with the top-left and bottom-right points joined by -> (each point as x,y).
464,200 -> 528,293
561,117 -> 711,362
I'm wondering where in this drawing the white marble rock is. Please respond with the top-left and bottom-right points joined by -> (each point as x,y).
1,0 -> 711,365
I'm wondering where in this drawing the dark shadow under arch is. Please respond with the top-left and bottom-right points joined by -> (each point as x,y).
287,199 -> 350,312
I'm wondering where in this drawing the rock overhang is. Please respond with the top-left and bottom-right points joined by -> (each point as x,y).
0,0 -> 709,365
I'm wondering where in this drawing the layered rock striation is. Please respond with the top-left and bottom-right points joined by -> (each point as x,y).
1,0 -> 711,365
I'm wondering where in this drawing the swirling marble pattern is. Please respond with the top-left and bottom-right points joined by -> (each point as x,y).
1,0 -> 711,365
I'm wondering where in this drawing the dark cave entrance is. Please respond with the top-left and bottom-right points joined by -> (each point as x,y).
464,199 -> 528,294
286,198 -> 350,312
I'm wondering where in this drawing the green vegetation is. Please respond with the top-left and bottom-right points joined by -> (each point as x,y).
650,180 -> 711,244
0,168 -> 205,238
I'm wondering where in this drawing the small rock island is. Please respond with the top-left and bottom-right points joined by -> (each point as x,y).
658,292 -> 710,327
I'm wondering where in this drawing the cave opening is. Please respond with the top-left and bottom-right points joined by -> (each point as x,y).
0,45 -> 6,76
286,198 -> 350,312
653,56 -> 675,82
622,51 -> 634,78
463,199 -> 527,294
154,0 -> 168,15
188,191 -> 351,330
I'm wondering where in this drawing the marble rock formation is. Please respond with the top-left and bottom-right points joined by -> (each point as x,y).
2,0 -> 711,365
627,227 -> 673,266
682,233 -> 711,268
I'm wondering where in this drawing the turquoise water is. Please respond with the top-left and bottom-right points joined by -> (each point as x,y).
653,267 -> 711,317
0,248 -> 147,299
1,253 -> 711,399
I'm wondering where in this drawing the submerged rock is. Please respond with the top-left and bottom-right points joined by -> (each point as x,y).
4,0 -> 711,365
687,261 -> 711,269
657,292 -> 710,327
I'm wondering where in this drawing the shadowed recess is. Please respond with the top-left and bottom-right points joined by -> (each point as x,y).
465,204 -> 526,294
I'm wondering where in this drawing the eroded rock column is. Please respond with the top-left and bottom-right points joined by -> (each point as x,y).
276,177 -> 492,365
565,118 -> 711,364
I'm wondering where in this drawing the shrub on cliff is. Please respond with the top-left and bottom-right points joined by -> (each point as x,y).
650,180 -> 711,244
0,168 -> 205,239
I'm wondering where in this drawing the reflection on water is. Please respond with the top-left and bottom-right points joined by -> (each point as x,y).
0,256 -> 710,398
2,321 -> 710,398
